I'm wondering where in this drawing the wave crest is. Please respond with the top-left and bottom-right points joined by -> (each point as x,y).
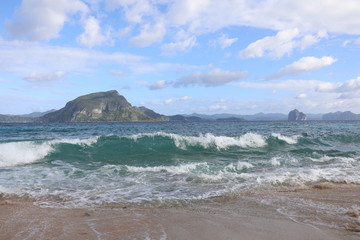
0,137 -> 98,167
130,132 -> 267,150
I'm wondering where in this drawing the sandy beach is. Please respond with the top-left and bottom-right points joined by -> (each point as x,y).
1,183 -> 359,240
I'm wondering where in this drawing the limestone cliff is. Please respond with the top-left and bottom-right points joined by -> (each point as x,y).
288,109 -> 307,121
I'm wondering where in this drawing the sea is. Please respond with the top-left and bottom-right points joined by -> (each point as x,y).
0,121 -> 359,210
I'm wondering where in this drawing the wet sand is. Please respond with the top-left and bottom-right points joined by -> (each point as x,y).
1,184 -> 359,240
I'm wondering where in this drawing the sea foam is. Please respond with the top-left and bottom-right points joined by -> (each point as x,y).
0,137 -> 98,167
271,133 -> 299,144
0,141 -> 53,167
126,162 -> 208,174
130,132 -> 267,150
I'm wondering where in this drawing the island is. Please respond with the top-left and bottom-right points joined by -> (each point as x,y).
40,90 -> 169,122
288,109 -> 307,121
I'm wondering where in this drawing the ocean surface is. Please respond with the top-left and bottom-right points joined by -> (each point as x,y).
0,121 -> 359,208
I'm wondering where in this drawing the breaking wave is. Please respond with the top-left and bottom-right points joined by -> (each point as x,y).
0,132 -> 302,167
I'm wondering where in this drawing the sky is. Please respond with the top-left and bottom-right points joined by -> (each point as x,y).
1,0 -> 360,115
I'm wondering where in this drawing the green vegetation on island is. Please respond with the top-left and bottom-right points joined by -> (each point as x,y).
40,90 -> 169,122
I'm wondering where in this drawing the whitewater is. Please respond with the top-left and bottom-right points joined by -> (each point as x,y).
0,121 -> 359,209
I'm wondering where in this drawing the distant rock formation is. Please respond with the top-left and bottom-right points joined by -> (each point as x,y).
168,115 -> 205,122
288,109 -> 307,121
0,114 -> 32,123
41,90 -> 169,122
322,111 -> 360,121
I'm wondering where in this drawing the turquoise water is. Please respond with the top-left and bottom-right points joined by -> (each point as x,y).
0,121 -> 359,208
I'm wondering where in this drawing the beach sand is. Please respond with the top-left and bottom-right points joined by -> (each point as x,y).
1,183 -> 359,240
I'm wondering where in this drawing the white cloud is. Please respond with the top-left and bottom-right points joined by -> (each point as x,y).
104,0 -> 360,50
175,68 -> 248,87
23,71 -> 66,82
236,79 -> 340,93
239,29 -> 299,58
267,56 -> 338,80
106,0 -> 158,23
9,0 -> 360,46
333,77 -> 360,98
315,82 -> 339,92
165,96 -> 192,104
239,29 -> 326,59
5,0 -> 88,41
296,93 -> 307,99
164,0 -> 360,35
336,77 -> 360,92
77,16 -> 112,48
0,38 -> 201,77
148,80 -> 170,90
130,21 -> 166,47
0,38 -> 145,76
212,34 -> 238,49
210,104 -> 228,111
161,36 -> 197,54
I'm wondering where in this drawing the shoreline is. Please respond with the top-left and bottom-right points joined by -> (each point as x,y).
1,183 -> 359,240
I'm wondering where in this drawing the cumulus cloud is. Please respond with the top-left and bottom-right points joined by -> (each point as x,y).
174,68 -> 248,87
23,71 -> 66,82
5,0 -> 88,41
77,16 -> 112,48
267,56 -> 338,80
239,29 -> 325,59
102,0 -> 360,50
106,0 -> 158,23
165,0 -> 360,35
148,80 -> 170,90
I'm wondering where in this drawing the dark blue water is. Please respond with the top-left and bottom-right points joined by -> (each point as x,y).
0,121 -> 359,208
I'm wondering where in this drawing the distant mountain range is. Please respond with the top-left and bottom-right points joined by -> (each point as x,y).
0,90 -> 359,122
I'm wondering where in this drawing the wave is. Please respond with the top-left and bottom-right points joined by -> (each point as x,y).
0,137 -> 98,167
271,133 -> 299,144
129,132 -> 268,149
0,132 -> 302,167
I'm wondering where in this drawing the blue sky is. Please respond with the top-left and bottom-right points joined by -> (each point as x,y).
1,0 -> 360,115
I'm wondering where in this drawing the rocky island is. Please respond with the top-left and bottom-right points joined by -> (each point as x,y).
40,90 -> 169,122
288,109 -> 307,121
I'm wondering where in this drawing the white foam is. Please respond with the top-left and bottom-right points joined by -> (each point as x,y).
126,162 -> 208,174
237,161 -> 254,170
226,161 -> 254,171
0,141 -> 54,167
50,137 -> 99,146
271,133 -> 299,144
130,132 -> 267,150
0,137 -> 99,167
310,155 -> 357,164
270,157 -> 281,166
0,185 -> 18,195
